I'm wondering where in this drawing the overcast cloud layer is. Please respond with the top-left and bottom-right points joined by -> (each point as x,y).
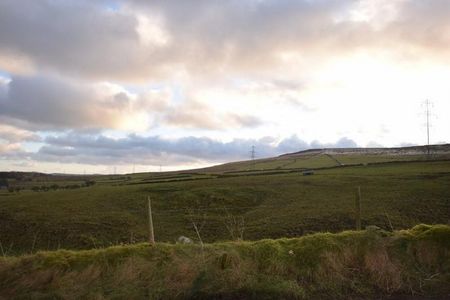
0,0 -> 449,173
1,132 -> 356,166
1,0 -> 449,79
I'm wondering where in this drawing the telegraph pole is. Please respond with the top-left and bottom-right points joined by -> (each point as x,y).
250,145 -> 256,170
424,99 -> 432,156
250,145 -> 256,160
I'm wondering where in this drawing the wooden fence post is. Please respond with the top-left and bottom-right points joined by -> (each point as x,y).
355,187 -> 362,230
148,196 -> 155,245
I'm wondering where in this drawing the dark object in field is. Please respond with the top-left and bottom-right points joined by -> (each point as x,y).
302,170 -> 314,176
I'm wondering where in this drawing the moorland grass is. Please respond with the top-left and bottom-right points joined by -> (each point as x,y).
0,160 -> 449,254
0,224 -> 449,299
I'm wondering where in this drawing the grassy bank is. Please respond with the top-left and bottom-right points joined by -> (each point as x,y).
1,224 -> 449,299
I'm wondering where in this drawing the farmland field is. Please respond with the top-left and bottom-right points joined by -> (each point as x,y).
1,148 -> 449,255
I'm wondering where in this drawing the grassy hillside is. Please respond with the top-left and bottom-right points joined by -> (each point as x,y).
1,158 -> 449,254
199,144 -> 450,173
1,224 -> 449,299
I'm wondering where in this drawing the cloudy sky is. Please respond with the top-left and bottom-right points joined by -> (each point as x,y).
0,0 -> 449,173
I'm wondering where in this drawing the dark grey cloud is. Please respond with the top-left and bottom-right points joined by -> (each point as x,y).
29,132 -> 359,166
0,0 -> 143,79
0,75 -> 262,131
0,75 -> 133,130
1,0 -> 448,80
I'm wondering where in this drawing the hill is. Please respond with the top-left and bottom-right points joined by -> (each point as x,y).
1,224 -> 449,299
199,144 -> 450,173
281,143 -> 450,157
0,144 -> 449,254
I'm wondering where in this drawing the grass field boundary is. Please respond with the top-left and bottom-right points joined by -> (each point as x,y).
123,158 -> 450,186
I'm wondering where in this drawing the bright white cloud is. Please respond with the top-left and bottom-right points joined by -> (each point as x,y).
135,14 -> 171,47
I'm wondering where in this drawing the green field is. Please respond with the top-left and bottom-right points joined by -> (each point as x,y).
1,151 -> 449,255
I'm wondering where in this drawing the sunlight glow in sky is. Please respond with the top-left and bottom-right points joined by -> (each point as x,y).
0,0 -> 449,173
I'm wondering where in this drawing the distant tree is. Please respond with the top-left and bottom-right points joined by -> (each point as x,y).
84,180 -> 96,187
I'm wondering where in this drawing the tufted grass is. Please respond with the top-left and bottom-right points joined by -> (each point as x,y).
1,224 -> 449,299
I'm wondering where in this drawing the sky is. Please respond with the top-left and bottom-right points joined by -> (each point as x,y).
0,0 -> 449,174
